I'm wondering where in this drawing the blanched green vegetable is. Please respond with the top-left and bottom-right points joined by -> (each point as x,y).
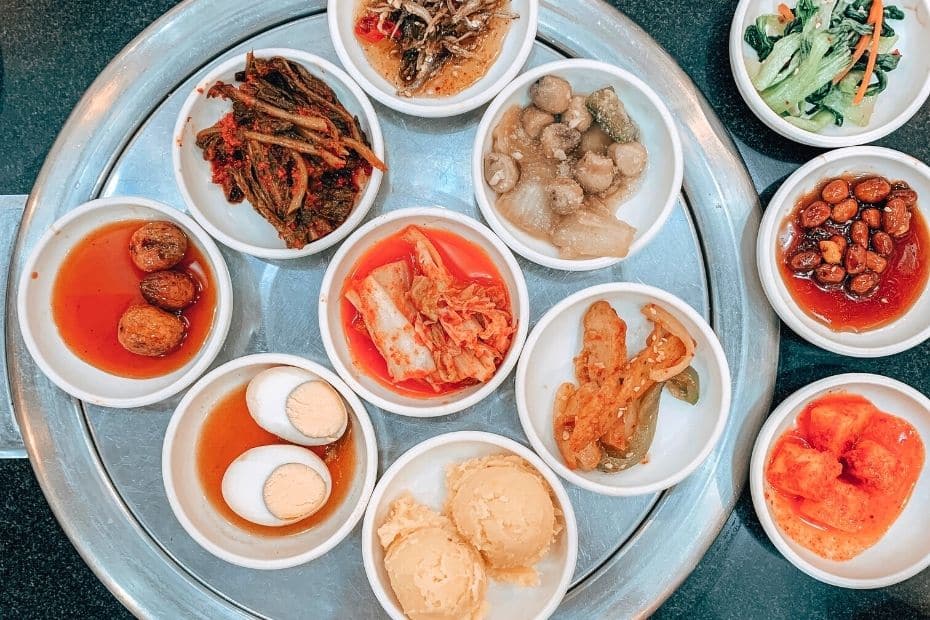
743,0 -> 906,130
666,366 -> 700,405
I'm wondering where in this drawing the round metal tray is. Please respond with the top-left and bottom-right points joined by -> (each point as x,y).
6,0 -> 779,617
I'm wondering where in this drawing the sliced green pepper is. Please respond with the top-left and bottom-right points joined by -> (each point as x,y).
597,382 -> 664,473
666,366 -> 700,405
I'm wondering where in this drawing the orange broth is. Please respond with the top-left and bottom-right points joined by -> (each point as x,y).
341,226 -> 510,397
51,220 -> 216,379
196,384 -> 356,537
765,393 -> 924,561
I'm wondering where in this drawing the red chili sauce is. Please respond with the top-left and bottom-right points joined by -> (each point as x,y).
51,220 -> 216,379
778,176 -> 929,332
765,393 -> 924,561
196,384 -> 356,537
341,226 -> 510,397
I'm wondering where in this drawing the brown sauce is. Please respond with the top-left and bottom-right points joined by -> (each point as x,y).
196,383 -> 357,537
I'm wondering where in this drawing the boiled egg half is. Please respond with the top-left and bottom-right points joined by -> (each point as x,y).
246,366 -> 348,446
221,444 -> 332,527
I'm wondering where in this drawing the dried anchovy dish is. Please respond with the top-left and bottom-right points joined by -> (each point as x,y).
355,0 -> 518,97
196,53 -> 386,249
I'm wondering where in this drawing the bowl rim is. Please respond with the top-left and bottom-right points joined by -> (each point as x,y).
318,206 -> 530,417
16,196 -> 234,409
471,58 -> 684,271
161,352 -> 379,570
728,0 -> 930,148
172,47 -> 385,260
326,0 -> 540,118
515,282 -> 732,496
756,145 -> 930,357
360,430 -> 579,620
749,372 -> 930,588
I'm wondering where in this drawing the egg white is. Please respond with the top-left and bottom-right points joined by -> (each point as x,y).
221,444 -> 332,527
246,366 -> 348,446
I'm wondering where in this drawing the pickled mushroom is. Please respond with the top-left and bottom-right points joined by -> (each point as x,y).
485,75 -> 648,260
530,75 -> 572,114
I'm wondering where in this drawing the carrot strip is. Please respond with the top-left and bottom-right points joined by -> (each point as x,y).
854,0 -> 883,105
833,34 -> 872,84
777,3 -> 794,21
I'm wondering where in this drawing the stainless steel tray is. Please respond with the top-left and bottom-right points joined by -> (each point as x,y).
5,1 -> 779,617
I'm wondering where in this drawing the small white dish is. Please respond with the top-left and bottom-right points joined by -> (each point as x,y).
750,373 -> 930,588
516,283 -> 731,496
319,206 -> 529,417
17,196 -> 233,409
472,58 -> 684,271
162,353 -> 378,570
757,146 -> 930,357
173,48 -> 384,259
730,0 -> 930,148
361,431 -> 578,620
328,0 -> 539,118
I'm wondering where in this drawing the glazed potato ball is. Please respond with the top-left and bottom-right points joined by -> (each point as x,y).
140,270 -> 198,311
529,75 -> 572,114
117,304 -> 187,357
130,221 -> 189,272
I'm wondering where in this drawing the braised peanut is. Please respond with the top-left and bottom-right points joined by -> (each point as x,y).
845,244 -> 867,275
849,272 -> 880,296
883,198 -> 911,238
801,201 -> 831,228
830,235 -> 848,255
815,264 -> 846,285
872,231 -> 894,257
861,208 -> 881,229
819,240 -> 843,265
890,188 -> 918,206
850,221 -> 870,248
821,179 -> 850,204
854,177 -> 892,203
831,198 -> 858,223
790,250 -> 823,272
866,251 -> 888,274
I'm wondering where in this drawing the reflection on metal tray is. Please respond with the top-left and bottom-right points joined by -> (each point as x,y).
0,195 -> 26,458
5,1 -> 778,617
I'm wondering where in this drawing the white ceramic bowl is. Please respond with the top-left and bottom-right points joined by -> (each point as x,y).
17,196 -> 233,409
730,0 -> 930,147
319,206 -> 529,417
750,373 -> 930,588
472,59 -> 684,271
362,431 -> 577,620
516,283 -> 732,496
757,146 -> 930,357
173,48 -> 384,259
162,353 -> 378,570
328,0 -> 539,118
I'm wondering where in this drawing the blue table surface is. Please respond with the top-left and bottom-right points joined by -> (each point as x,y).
1,1 -> 928,618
